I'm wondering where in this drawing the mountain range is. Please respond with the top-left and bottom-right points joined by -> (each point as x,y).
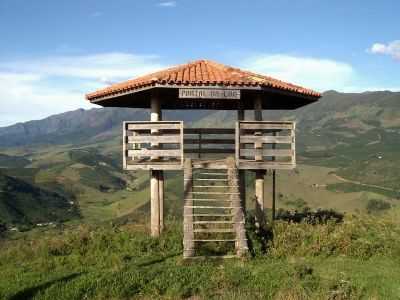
0,90 -> 399,228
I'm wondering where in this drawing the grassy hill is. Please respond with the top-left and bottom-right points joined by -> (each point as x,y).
0,170 -> 79,227
1,213 -> 400,299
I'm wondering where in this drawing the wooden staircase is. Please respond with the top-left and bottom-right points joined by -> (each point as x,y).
183,157 -> 248,258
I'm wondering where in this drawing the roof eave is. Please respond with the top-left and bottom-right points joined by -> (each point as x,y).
87,83 -> 321,104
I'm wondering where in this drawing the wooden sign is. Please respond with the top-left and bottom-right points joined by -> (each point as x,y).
179,88 -> 240,99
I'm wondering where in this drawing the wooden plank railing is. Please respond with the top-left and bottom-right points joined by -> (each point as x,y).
123,121 -> 184,170
183,128 -> 235,157
235,121 -> 296,170
122,121 -> 295,170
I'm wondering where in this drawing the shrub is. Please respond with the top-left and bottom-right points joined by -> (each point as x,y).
284,198 -> 308,209
366,199 -> 391,213
276,208 -> 344,224
268,214 -> 400,259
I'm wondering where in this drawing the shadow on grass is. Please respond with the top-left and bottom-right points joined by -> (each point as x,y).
136,252 -> 181,267
9,272 -> 84,300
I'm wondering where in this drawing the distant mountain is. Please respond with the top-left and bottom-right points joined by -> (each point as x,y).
0,108 -> 211,148
1,91 -> 398,149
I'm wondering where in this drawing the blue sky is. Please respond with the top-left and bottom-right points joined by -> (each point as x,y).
0,0 -> 399,126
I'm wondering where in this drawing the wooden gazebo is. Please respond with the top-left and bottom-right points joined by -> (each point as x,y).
86,59 -> 321,258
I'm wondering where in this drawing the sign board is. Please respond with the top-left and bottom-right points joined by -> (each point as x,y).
179,88 -> 240,99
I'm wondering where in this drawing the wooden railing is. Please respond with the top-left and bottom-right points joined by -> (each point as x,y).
122,121 -> 296,170
183,128 -> 235,158
235,121 -> 296,170
123,121 -> 184,170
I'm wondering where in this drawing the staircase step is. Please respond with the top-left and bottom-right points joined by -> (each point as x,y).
187,199 -> 232,202
194,178 -> 229,181
188,255 -> 237,259
194,229 -> 235,233
193,221 -> 237,224
193,185 -> 232,188
189,214 -> 234,217
193,239 -> 237,242
197,172 -> 227,176
185,198 -> 230,201
190,192 -> 239,195
185,206 -> 238,209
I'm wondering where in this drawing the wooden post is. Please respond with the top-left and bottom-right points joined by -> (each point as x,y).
272,170 -> 276,221
254,96 -> 265,226
198,131 -> 202,159
150,172 -> 160,236
226,156 -> 248,256
255,170 -> 265,227
254,97 -> 262,123
159,171 -> 164,232
150,93 -> 163,237
237,110 -> 246,211
272,130 -> 277,221
183,158 -> 194,258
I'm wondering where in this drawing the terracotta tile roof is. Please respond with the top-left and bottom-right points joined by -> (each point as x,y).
86,59 -> 321,101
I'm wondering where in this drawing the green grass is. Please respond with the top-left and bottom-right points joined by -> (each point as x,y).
1,213 -> 400,300
327,182 -> 400,199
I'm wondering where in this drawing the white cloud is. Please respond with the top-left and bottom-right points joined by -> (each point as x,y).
1,52 -> 164,84
0,72 -> 93,127
241,54 -> 355,92
0,53 -> 166,126
157,1 -> 177,7
368,40 -> 400,60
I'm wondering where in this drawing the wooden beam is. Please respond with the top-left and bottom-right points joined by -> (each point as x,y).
254,97 -> 263,122
238,161 -> 295,170
183,158 -> 194,258
184,148 -> 235,154
128,135 -> 181,143
239,135 -> 293,144
272,170 -> 276,221
150,93 -> 162,237
254,96 -> 265,227
127,149 -> 182,157
183,128 -> 235,134
239,149 -> 293,157
150,170 -> 160,237
183,138 -> 235,144
272,130 -> 277,222
123,122 -> 127,169
126,164 -> 182,171
239,123 -> 294,130
237,110 -> 246,211
255,170 -> 265,227
159,171 -> 164,232
127,123 -> 181,130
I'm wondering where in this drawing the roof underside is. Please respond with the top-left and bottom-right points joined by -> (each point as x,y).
86,59 -> 321,110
